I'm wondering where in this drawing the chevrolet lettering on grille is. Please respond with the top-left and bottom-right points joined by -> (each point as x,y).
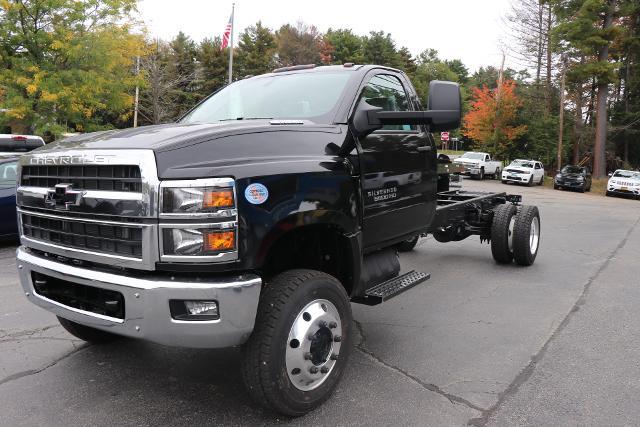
44,184 -> 84,210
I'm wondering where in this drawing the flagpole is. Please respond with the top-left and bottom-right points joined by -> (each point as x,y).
228,3 -> 235,84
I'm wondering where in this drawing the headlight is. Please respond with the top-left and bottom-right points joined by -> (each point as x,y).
555,174 -> 562,179
162,226 -> 236,256
159,178 -> 238,262
161,178 -> 236,217
577,176 -> 584,182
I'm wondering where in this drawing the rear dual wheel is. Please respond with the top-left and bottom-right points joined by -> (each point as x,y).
491,204 -> 540,266
241,269 -> 352,417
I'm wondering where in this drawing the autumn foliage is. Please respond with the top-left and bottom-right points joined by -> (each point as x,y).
463,80 -> 527,157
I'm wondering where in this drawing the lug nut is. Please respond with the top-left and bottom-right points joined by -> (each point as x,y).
304,352 -> 312,360
330,354 -> 338,360
318,320 -> 327,327
333,336 -> 342,342
320,366 -> 329,374
329,321 -> 338,329
309,367 -> 319,374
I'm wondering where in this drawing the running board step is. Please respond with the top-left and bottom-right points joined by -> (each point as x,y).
360,270 -> 431,305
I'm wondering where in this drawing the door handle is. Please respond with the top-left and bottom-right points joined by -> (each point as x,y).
417,146 -> 432,152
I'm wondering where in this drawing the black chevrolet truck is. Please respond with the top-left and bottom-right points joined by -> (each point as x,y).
15,64 -> 541,416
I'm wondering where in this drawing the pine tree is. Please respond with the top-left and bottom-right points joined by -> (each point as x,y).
236,22 -> 277,77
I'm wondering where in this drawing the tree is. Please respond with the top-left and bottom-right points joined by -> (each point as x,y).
196,37 -> 228,97
323,28 -> 364,64
275,22 -> 322,66
361,31 -> 400,67
235,22 -> 277,77
167,31 -> 198,117
463,80 -> 528,157
0,0 -> 143,135
553,0 -> 630,177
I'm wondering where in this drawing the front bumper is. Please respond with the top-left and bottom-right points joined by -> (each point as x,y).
607,185 -> 640,197
555,179 -> 584,189
455,164 -> 481,176
16,247 -> 262,348
501,173 -> 531,183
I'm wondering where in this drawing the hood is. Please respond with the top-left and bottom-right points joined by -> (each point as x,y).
31,121 -> 349,179
453,158 -> 479,164
559,172 -> 583,179
38,121 -> 340,153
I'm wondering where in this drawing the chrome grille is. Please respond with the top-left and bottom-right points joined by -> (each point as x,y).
22,212 -> 143,258
21,165 -> 142,192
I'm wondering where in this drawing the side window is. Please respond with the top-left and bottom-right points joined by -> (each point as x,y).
361,74 -> 414,131
534,163 -> 541,170
485,155 -> 490,162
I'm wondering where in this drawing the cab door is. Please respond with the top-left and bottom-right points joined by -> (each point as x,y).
356,72 -> 436,250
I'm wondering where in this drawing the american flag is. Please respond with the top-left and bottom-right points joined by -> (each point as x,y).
221,11 -> 233,50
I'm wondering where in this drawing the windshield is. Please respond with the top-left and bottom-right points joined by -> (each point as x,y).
511,160 -> 534,169
461,152 -> 485,160
613,170 -> 640,179
181,72 -> 352,124
562,166 -> 584,174
0,161 -> 17,187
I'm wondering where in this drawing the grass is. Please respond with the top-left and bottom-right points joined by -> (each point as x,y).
542,176 -> 610,196
438,149 -> 465,156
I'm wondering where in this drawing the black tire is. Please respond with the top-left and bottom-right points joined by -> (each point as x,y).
537,175 -> 544,186
479,168 -> 485,180
396,235 -> 419,252
494,168 -> 501,180
241,269 -> 352,416
527,175 -> 534,186
606,191 -> 612,197
57,316 -> 120,344
491,204 -> 517,264
579,184 -> 585,193
553,184 -> 559,190
512,206 -> 541,266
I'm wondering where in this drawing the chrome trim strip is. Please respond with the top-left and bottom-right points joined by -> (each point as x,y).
17,186 -> 144,202
18,208 -> 151,227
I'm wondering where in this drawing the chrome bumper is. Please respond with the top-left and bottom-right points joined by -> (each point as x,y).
16,247 -> 262,348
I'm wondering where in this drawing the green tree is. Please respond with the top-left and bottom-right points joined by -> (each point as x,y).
235,22 -> 277,77
361,31 -> 400,67
167,31 -> 198,116
0,0 -> 143,135
196,37 -> 228,96
323,28 -> 364,64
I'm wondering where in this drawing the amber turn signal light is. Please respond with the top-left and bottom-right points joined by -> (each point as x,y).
204,230 -> 235,252
203,190 -> 234,209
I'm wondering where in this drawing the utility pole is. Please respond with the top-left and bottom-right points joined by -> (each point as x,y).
493,51 -> 506,152
557,54 -> 567,171
133,55 -> 140,128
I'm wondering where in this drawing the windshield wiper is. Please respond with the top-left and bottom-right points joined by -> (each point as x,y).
218,117 -> 273,122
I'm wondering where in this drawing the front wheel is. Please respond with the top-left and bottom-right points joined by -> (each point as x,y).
527,175 -> 534,186
494,168 -> 501,180
512,206 -> 541,266
479,168 -> 485,180
396,235 -> 419,252
241,269 -> 352,416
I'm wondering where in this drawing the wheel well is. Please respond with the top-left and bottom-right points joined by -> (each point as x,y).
261,225 -> 354,295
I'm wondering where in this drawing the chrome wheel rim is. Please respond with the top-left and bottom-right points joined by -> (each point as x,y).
285,299 -> 342,391
530,216 -> 540,254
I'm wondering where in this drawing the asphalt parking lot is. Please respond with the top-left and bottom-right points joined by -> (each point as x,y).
1,178 -> 639,426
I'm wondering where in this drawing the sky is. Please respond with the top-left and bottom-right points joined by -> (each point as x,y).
137,0 -> 513,73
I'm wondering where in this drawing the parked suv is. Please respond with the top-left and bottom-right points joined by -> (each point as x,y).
502,159 -> 545,186
0,134 -> 45,158
607,169 -> 640,199
554,165 -> 592,192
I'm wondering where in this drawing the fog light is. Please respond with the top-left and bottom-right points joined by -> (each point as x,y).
170,300 -> 219,321
185,301 -> 218,316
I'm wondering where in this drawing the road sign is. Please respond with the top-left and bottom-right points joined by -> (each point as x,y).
441,132 -> 449,141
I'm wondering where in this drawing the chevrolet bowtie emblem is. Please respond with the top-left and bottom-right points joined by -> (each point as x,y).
45,184 -> 83,210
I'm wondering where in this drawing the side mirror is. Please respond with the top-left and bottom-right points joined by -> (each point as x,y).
426,81 -> 462,132
350,80 -> 461,138
608,172 -> 613,177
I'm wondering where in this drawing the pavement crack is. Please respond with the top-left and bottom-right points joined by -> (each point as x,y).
0,324 -> 59,340
353,320 -> 485,413
467,213 -> 640,427
0,344 -> 87,387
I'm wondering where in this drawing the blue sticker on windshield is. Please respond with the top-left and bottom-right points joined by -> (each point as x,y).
245,183 -> 269,205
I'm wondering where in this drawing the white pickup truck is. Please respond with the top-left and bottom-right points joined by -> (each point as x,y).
452,151 -> 502,180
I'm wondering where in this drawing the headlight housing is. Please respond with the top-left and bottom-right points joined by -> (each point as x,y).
161,178 -> 236,217
159,178 -> 238,262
